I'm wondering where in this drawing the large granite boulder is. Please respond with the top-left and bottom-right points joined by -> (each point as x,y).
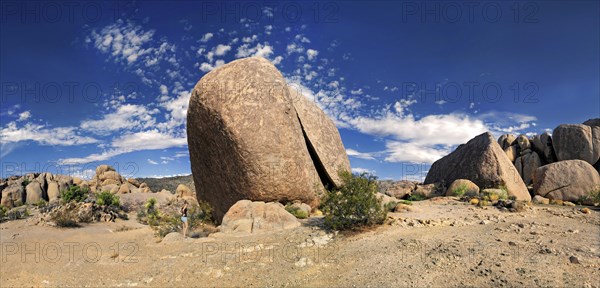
1,185 -> 25,208
187,57 -> 326,221
424,132 -> 531,201
497,134 -> 516,150
446,179 -> 479,196
219,200 -> 300,233
25,181 -> 45,204
382,180 -> 416,199
583,118 -> 600,127
533,160 -> 600,203
288,86 -> 351,188
47,181 -> 60,202
515,151 -> 542,185
553,124 -> 600,165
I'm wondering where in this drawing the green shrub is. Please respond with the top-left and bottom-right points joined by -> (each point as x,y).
285,204 -> 308,219
397,200 -> 413,205
321,171 -> 386,230
60,186 -> 89,203
7,207 -> 29,220
383,201 -> 398,212
22,179 -> 31,187
0,205 -> 6,218
33,199 -> 48,208
188,200 -> 214,227
96,191 -> 120,207
51,209 -> 80,227
407,193 -> 426,201
452,184 -> 468,197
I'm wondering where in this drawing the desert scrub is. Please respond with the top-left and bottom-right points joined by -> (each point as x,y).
60,186 -> 89,203
33,199 -> 48,208
452,184 -> 469,197
187,200 -> 214,227
0,205 -> 8,219
285,204 -> 308,219
321,171 -> 386,231
51,209 -> 80,227
407,193 -> 426,201
7,207 -> 30,220
383,201 -> 398,212
96,191 -> 120,207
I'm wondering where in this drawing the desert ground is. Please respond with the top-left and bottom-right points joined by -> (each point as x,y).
1,198 -> 598,288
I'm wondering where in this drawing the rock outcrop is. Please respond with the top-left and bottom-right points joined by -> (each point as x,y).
288,85 -> 351,188
219,200 -> 300,233
187,57 -> 349,221
553,124 -> 600,165
533,160 -> 600,204
424,132 -> 530,201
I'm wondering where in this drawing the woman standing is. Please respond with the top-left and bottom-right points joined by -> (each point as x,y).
180,201 -> 189,238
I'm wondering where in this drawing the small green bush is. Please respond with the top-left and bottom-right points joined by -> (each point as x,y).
188,200 -> 214,227
383,201 -> 398,212
452,184 -> 468,197
285,204 -> 308,219
397,200 -> 413,205
96,191 -> 120,207
407,193 -> 426,201
0,205 -> 7,219
60,186 -> 89,203
321,171 -> 387,230
51,209 -> 80,227
22,179 -> 31,187
33,199 -> 48,208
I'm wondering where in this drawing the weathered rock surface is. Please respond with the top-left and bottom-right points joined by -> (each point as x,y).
424,132 -> 530,201
583,118 -> 600,127
1,185 -> 25,208
533,160 -> 600,203
553,124 -> 600,165
382,180 -> 416,199
187,57 -> 326,221
446,179 -> 479,196
498,134 -> 516,150
47,182 -> 60,202
219,200 -> 300,233
289,86 -> 351,187
515,151 -> 542,185
25,181 -> 45,203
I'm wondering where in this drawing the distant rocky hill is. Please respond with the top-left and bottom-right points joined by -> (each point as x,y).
136,174 -> 195,194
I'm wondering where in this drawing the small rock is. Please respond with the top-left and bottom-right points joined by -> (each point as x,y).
480,220 -> 489,225
581,208 -> 591,214
569,256 -> 579,264
563,201 -> 576,207
508,241 -> 517,246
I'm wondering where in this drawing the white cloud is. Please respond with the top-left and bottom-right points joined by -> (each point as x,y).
1,121 -> 98,146
200,32 -> 213,42
88,19 -> 155,64
306,49 -> 319,61
350,88 -> 363,95
286,43 -> 304,55
80,104 -> 157,135
147,158 -> 158,165
384,141 -> 451,164
112,130 -> 187,151
236,43 -> 273,58
346,149 -> 377,160
352,167 -> 376,175
214,44 -> 231,56
17,111 -> 31,121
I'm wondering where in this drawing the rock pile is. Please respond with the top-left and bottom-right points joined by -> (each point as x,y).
187,57 -> 350,222
424,132 -> 531,201
499,118 -> 600,204
0,165 -> 157,209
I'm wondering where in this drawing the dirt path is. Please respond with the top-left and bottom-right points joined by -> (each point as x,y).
1,199 -> 599,287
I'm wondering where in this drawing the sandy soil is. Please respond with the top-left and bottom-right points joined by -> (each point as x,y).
1,198 -> 599,287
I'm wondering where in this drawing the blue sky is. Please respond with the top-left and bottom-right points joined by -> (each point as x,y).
1,1 -> 598,180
